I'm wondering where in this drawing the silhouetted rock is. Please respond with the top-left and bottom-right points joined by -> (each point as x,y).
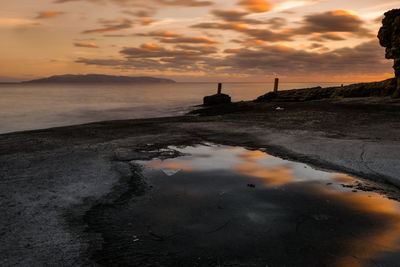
378,9 -> 400,97
23,74 -> 176,84
255,78 -> 396,102
332,79 -> 396,97
256,86 -> 333,102
203,93 -> 231,105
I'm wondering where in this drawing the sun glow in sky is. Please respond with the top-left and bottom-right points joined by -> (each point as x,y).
0,0 -> 398,82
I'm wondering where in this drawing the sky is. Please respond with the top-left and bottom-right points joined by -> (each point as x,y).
0,0 -> 398,82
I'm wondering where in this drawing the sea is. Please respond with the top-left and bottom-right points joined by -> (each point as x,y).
0,82 -> 346,134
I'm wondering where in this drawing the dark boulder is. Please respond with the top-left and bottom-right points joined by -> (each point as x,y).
203,93 -> 231,105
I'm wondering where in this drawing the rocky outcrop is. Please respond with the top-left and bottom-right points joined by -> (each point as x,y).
331,79 -> 396,98
203,83 -> 232,105
203,93 -> 231,105
255,78 -> 396,102
378,9 -> 400,97
255,86 -> 333,102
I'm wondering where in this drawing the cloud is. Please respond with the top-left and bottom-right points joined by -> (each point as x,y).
192,22 -> 292,42
120,42 -> 217,58
308,43 -> 325,49
174,44 -> 218,53
309,32 -> 346,42
237,0 -> 273,13
293,10 -> 373,37
0,18 -> 39,27
122,10 -> 156,18
217,40 -> 390,76
103,34 -> 128,37
82,18 -> 133,33
135,30 -> 218,44
210,9 -> 288,29
200,9 -> 371,44
75,40 -> 392,78
160,36 -> 219,44
74,42 -> 99,48
36,11 -> 65,19
136,30 -> 180,38
273,0 -> 322,12
156,0 -> 213,6
140,18 -> 154,25
55,0 -> 213,7
265,17 -> 288,29
77,42 -> 219,72
54,0 -> 142,5
191,8 -> 291,42
211,9 -> 263,24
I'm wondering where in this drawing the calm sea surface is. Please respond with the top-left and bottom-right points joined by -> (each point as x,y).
0,82 -> 346,134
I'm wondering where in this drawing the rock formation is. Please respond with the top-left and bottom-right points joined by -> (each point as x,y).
203,83 -> 231,105
255,78 -> 396,102
378,9 -> 400,98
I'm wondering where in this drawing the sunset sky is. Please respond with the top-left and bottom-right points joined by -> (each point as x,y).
0,0 -> 398,82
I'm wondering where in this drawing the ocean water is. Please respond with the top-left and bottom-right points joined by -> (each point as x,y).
0,82 -> 345,134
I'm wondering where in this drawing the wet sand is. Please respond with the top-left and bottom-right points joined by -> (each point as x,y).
1,96 -> 400,266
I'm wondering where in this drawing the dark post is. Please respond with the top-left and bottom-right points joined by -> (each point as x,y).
274,78 -> 279,93
217,83 -> 222,94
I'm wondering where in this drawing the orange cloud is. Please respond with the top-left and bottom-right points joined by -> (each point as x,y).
309,32 -> 346,42
74,42 -> 99,48
0,18 -> 39,27
36,11 -> 64,19
240,150 -> 268,160
237,0 -> 273,13
82,18 -> 133,34
157,0 -> 213,6
76,39 -> 392,80
292,9 -> 371,37
140,18 -> 154,25
136,30 -> 180,38
331,9 -> 358,17
140,43 -> 163,52
56,0 -> 213,7
234,150 -> 293,187
136,30 -> 218,44
160,36 -> 219,44
235,163 -> 293,186
147,159 -> 195,171
192,21 -> 292,42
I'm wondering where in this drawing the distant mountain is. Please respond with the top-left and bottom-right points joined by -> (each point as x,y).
23,74 -> 176,84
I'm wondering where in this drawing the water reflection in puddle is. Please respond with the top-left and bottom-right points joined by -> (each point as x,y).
93,144 -> 400,266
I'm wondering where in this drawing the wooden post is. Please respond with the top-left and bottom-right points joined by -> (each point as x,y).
274,78 -> 279,93
218,83 -> 222,94
397,77 -> 400,90
395,76 -> 400,97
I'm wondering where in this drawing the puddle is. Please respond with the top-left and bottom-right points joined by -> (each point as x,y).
88,144 -> 400,267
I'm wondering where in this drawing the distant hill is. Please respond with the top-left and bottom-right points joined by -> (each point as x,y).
23,74 -> 176,84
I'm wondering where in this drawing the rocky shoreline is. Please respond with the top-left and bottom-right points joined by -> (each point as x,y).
256,78 -> 397,102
